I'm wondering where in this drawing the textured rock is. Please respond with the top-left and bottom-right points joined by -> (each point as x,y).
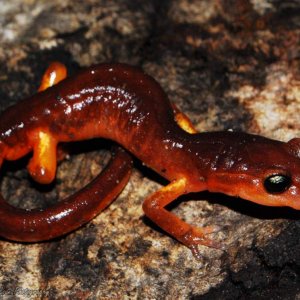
0,0 -> 299,299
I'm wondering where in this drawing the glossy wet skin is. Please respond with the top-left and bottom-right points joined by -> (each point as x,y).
0,63 -> 133,241
0,63 -> 300,254
191,132 -> 300,209
145,128 -> 300,209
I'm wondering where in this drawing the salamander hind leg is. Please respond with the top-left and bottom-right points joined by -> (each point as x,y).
27,130 -> 58,184
142,178 -> 222,259
26,62 -> 67,184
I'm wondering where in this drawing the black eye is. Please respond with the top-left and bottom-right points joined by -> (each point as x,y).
264,174 -> 291,193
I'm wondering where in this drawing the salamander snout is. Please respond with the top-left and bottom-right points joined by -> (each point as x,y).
256,138 -> 300,210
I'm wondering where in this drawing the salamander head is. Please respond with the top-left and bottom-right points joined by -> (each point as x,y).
206,135 -> 300,210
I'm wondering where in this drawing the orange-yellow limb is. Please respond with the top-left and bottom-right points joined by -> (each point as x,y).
27,130 -> 58,184
142,178 -> 220,258
38,61 -> 67,92
26,62 -> 67,184
172,104 -> 198,134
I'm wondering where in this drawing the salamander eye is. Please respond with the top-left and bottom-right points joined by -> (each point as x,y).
264,174 -> 291,193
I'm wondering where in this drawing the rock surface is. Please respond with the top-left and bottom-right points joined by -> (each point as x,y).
0,0 -> 299,299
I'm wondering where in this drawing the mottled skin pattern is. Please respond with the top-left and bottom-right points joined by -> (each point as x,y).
1,63 -> 300,256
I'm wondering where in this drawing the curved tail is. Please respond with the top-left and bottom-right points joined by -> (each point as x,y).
0,147 -> 132,242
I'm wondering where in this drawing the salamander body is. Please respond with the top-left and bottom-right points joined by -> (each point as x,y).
1,63 -> 300,256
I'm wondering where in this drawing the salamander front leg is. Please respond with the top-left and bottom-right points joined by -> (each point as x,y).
142,178 -> 221,259
27,131 -> 58,184
172,104 -> 198,134
38,61 -> 67,92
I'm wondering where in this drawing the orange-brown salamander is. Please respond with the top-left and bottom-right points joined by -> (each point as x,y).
1,62 -> 300,257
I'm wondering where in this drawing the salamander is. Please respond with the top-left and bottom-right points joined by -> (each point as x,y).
1,62 -> 300,257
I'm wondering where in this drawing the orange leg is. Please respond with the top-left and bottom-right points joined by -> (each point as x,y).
26,62 -> 68,183
27,130 -> 58,184
38,61 -> 67,92
143,103 -> 221,258
172,104 -> 198,134
142,178 -> 221,259
147,105 -> 221,258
